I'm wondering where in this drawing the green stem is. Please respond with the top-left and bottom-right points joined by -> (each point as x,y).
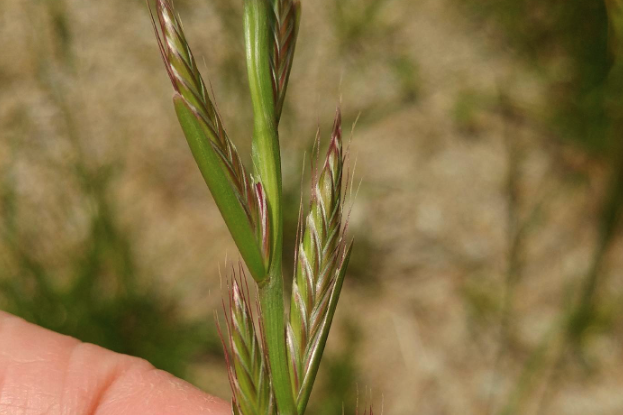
244,0 -> 296,414
259,260 -> 295,415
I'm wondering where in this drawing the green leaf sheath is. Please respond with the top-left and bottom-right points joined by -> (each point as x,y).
244,0 -> 282,247
287,111 -> 352,413
152,0 -> 270,282
244,1 -> 297,414
173,97 -> 266,281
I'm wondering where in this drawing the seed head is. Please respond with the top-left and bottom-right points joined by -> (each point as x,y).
269,0 -> 301,122
287,109 -> 351,409
221,270 -> 276,415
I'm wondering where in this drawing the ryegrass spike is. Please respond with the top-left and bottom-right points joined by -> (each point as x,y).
287,109 -> 352,412
221,268 -> 277,415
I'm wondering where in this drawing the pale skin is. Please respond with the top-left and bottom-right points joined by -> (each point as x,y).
0,311 -> 231,415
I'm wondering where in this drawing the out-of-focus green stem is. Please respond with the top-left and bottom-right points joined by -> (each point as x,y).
243,1 -> 296,414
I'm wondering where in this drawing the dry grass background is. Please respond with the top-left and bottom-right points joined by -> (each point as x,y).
1,0 -> 623,414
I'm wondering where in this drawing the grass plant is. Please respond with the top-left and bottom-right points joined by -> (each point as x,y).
150,0 -> 357,413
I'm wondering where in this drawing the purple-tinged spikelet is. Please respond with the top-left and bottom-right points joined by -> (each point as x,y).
287,109 -> 352,407
220,269 -> 276,415
269,0 -> 301,122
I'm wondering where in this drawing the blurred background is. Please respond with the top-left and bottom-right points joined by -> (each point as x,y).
1,0 -> 623,413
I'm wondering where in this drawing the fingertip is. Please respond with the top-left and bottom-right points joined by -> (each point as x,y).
95,365 -> 231,415
0,311 -> 231,415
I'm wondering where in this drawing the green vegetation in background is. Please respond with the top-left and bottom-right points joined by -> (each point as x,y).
566,0 -> 623,348
307,320 -> 362,415
457,0 -> 623,349
460,0 -> 613,154
454,3 -> 623,413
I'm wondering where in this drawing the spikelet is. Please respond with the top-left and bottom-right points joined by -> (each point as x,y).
220,269 -> 277,415
269,0 -> 301,122
151,0 -> 270,262
287,109 -> 353,409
